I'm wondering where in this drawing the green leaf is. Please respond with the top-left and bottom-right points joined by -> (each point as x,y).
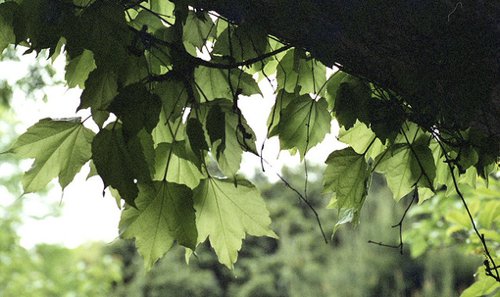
153,78 -> 189,122
368,99 -> 406,143
0,2 -> 17,53
206,104 -> 226,146
276,49 -> 327,95
79,68 -> 118,127
154,142 -> 205,189
74,1 -> 130,68
212,23 -> 268,63
375,144 -> 422,200
91,126 -> 153,206
276,95 -> 331,159
338,120 -> 385,160
194,67 -> 261,102
325,71 -> 348,110
7,118 -> 94,192
458,145 -> 479,171
267,90 -> 295,138
186,117 -> 209,159
65,49 -> 96,89
204,101 -> 256,176
120,181 -> 197,269
108,83 -> 162,136
459,274 -> 499,297
183,11 -> 215,50
323,147 -> 371,228
130,10 -> 165,33
13,0 -> 74,52
334,75 -> 371,129
411,143 -> 436,189
150,0 -> 175,17
193,177 -> 277,268
152,110 -> 185,144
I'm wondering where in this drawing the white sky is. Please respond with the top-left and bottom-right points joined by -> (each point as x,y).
1,49 -> 344,249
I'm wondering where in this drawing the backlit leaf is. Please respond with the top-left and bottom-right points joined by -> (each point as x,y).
267,90 -> 295,138
154,142 -> 205,189
79,68 -> 118,111
193,177 -> 277,268
277,94 -> 331,159
212,23 -> 268,63
194,67 -> 261,102
375,144 -> 426,200
325,71 -> 348,109
120,181 -> 197,269
183,11 -> 215,50
338,120 -> 385,160
276,49 -> 327,95
65,49 -> 96,89
76,1 -> 130,68
7,118 -> 94,192
323,147 -> 371,229
205,101 -> 256,176
459,272 -> 499,297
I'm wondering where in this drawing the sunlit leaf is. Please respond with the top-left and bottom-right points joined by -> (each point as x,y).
120,181 -> 197,269
193,177 -> 277,268
154,141 -> 205,189
183,11 -> 215,50
459,272 -> 499,297
338,120 -> 385,160
65,49 -> 96,89
150,0 -> 175,17
194,67 -> 261,102
204,101 -> 256,176
375,144 -> 413,200
276,49 -> 327,96
323,147 -> 370,229
7,118 -> 94,192
212,23 -> 268,63
277,94 -> 331,159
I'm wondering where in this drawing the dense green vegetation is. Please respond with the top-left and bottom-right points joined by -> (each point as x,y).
106,168 -> 484,297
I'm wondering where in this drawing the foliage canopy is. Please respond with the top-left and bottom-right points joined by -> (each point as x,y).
0,0 -> 498,289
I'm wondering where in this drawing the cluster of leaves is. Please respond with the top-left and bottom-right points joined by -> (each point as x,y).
107,170 -> 480,297
406,178 -> 500,296
0,0 -> 498,281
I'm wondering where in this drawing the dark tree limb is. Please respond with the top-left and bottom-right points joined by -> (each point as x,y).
188,0 -> 500,156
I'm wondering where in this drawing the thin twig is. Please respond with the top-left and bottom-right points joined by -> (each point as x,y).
256,155 -> 328,243
432,131 -> 500,281
368,187 -> 417,254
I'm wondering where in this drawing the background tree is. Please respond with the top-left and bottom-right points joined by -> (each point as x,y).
107,167 -> 481,297
0,46 -> 122,297
0,0 -> 498,293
